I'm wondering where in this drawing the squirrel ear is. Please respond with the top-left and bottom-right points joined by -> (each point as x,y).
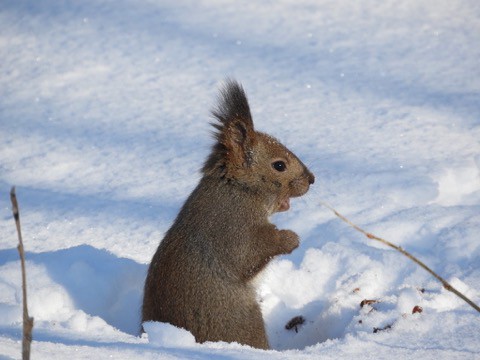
203,80 -> 257,174
223,118 -> 256,168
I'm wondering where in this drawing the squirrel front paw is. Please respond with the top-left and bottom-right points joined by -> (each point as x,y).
278,229 -> 300,254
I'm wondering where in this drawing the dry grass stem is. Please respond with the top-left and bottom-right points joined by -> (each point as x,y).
10,187 -> 34,360
320,201 -> 480,314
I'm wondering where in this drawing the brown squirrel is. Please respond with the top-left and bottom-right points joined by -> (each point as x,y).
142,80 -> 314,349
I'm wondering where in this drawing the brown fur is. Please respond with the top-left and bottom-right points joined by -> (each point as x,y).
142,80 -> 314,349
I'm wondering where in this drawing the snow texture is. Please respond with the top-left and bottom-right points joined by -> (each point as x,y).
1,0 -> 480,359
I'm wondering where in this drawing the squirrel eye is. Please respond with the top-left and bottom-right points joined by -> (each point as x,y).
272,161 -> 286,172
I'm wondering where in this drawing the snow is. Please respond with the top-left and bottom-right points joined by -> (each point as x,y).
1,0 -> 480,359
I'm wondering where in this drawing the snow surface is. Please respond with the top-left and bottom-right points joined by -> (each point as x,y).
1,0 -> 480,358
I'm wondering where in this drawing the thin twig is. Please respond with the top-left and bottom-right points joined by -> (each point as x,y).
320,201 -> 480,313
10,187 -> 34,360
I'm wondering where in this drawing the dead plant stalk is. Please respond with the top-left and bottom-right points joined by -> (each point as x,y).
10,187 -> 34,360
320,201 -> 480,313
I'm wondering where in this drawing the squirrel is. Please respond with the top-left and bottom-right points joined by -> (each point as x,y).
142,80 -> 314,349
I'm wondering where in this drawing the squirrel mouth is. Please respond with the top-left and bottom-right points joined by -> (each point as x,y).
277,197 -> 290,212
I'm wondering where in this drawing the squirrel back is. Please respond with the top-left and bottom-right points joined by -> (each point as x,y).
142,80 -> 314,349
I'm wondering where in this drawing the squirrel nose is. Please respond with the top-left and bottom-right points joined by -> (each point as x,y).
306,171 -> 315,185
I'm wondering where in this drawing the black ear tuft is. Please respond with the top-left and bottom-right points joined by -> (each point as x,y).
203,79 -> 256,176
211,79 -> 254,129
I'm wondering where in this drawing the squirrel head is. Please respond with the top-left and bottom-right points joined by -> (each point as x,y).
203,80 -> 315,214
